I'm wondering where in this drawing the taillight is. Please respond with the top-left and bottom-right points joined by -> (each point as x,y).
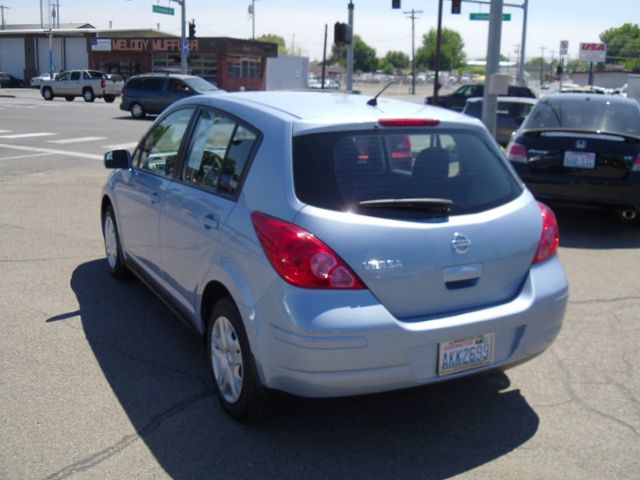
532,202 -> 559,264
632,153 -> 640,172
251,212 -> 365,289
101,78 -> 106,88
507,143 -> 528,163
379,118 -> 440,127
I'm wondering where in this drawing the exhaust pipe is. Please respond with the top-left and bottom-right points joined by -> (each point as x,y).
620,208 -> 637,222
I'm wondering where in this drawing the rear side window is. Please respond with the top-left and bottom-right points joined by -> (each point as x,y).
508,86 -> 535,98
293,129 -> 522,218
182,109 -> 258,196
143,77 -> 166,91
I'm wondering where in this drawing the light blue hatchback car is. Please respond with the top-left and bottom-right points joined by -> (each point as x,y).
101,91 -> 569,421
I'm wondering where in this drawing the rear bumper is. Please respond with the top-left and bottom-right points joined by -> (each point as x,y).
241,255 -> 568,398
514,166 -> 640,209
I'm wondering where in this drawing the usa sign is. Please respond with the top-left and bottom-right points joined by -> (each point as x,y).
579,43 -> 607,63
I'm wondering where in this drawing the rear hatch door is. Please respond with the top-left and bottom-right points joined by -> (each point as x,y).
292,126 -> 540,320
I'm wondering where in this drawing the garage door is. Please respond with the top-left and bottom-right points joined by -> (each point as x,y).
37,37 -> 63,75
0,38 -> 26,79
65,37 -> 88,70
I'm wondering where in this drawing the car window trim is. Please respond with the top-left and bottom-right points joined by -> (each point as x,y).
131,105 -> 198,179
174,104 -> 263,202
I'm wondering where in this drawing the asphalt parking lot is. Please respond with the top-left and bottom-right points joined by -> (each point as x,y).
1,88 -> 639,480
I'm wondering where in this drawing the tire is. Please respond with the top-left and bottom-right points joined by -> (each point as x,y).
42,87 -> 53,101
130,102 -> 145,119
102,206 -> 130,279
65,96 -> 75,102
83,88 -> 95,102
104,94 -> 115,103
207,297 -> 276,422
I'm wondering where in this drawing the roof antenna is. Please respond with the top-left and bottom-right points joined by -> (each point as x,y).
367,81 -> 394,106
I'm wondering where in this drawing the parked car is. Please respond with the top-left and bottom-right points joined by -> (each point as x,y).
30,72 -> 58,88
463,96 -> 537,146
426,84 -> 536,111
120,73 -> 220,119
506,93 -> 640,222
0,72 -> 25,88
40,69 -> 122,102
101,91 -> 568,421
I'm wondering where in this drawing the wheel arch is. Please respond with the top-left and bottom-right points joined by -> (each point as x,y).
200,281 -> 233,335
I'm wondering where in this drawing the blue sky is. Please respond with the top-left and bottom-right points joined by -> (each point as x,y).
5,1 -> 637,62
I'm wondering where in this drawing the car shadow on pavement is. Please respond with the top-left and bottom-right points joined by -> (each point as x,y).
61,259 -> 540,480
552,205 -> 640,249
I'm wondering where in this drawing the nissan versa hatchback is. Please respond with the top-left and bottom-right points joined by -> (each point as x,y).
101,91 -> 569,421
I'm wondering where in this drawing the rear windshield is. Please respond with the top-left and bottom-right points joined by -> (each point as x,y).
293,129 -> 522,218
523,97 -> 640,137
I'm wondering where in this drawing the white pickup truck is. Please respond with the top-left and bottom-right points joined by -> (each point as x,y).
40,69 -> 122,103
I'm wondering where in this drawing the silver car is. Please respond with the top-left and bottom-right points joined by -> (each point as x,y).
101,91 -> 569,421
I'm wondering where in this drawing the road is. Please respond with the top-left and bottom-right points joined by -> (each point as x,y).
1,88 -> 639,480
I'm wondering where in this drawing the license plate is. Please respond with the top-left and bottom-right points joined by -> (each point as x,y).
438,333 -> 495,376
563,151 -> 596,169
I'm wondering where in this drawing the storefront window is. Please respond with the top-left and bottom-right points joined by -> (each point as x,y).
227,55 -> 262,79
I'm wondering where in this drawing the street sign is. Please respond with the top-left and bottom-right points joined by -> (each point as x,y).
560,40 -> 569,56
469,13 -> 511,21
579,42 -> 607,63
152,5 -> 175,16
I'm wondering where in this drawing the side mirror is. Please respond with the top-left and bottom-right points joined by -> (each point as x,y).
104,149 -> 131,169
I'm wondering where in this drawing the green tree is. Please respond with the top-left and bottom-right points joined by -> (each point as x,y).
382,50 -> 410,69
330,35 -> 378,72
600,23 -> 640,71
415,28 -> 465,71
256,34 -> 287,54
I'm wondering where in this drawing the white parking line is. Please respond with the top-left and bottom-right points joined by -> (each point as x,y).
0,129 -> 11,133
0,152 -> 51,161
0,144 -> 102,160
101,142 -> 138,150
0,132 -> 56,139
49,136 -> 107,145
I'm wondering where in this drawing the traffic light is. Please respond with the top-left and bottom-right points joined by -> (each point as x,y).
392,0 -> 401,9
188,20 -> 196,40
451,0 -> 461,14
334,22 -> 350,45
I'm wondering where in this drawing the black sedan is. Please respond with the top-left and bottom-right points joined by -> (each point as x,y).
0,72 -> 25,88
506,93 -> 640,223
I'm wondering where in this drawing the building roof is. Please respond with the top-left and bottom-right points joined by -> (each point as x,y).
0,22 -> 94,30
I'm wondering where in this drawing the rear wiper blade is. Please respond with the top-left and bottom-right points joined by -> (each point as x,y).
358,198 -> 454,214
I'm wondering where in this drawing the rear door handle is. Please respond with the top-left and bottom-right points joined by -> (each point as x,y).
201,213 -> 219,230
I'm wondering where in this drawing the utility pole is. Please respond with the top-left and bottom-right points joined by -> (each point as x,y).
404,9 -> 423,96
539,46 -> 546,84
0,5 -> 9,30
249,0 -> 258,40
55,0 -> 60,28
481,0 -> 504,137
40,0 -> 43,28
169,0 -> 187,74
322,24 -> 328,89
48,0 -> 55,77
433,0 -> 444,102
346,0 -> 354,92
517,0 -> 528,86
